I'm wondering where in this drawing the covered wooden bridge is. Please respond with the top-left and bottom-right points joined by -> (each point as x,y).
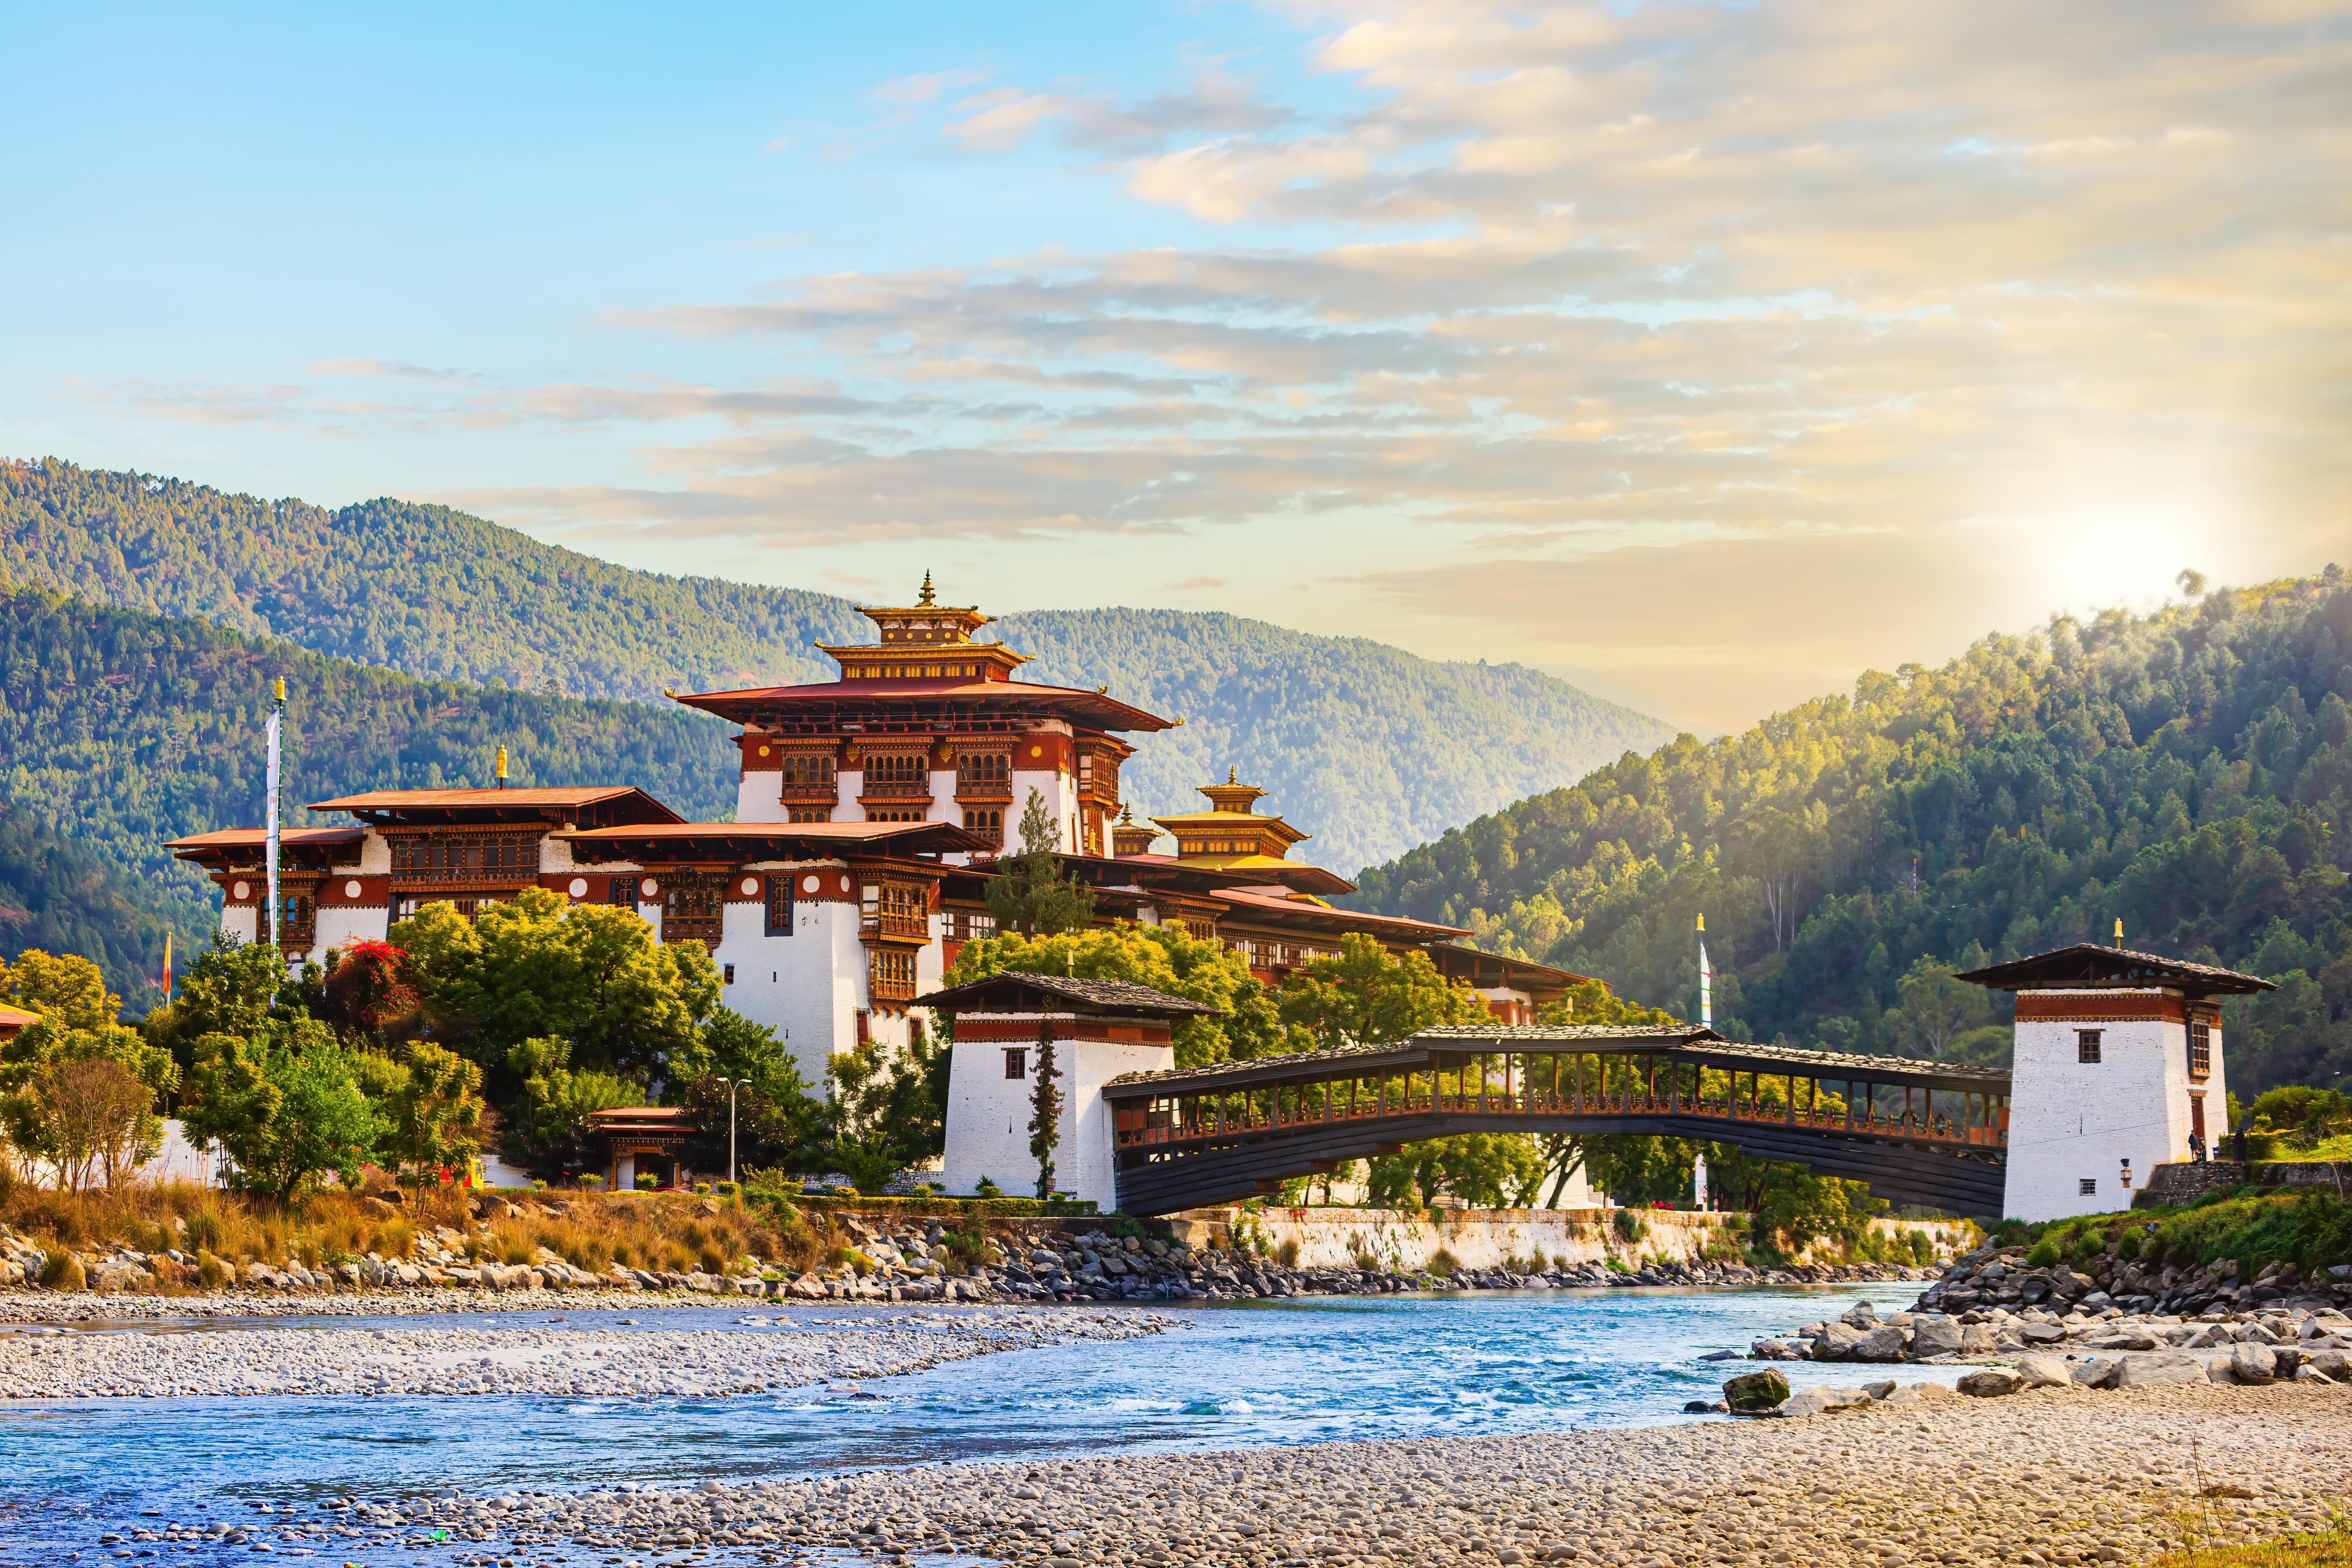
1102,1024 -> 2011,1218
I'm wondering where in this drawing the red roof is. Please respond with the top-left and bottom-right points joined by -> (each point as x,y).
557,819 -> 989,853
311,787 -> 673,813
166,826 -> 367,851
671,676 -> 1176,733
1215,883 -> 1471,939
0,1004 -> 41,1030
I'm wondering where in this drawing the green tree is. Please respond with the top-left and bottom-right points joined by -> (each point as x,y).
0,947 -> 120,1030
1027,1021 -> 1063,1200
1882,958 -> 1994,1058
500,1036 -> 645,1180
1278,933 -> 1492,1050
941,923 -> 1281,1067
146,935 -> 286,1064
377,1042 -> 485,1187
0,952 -> 181,1187
1365,1134 -> 1545,1210
395,887 -> 719,1084
181,1018 -> 384,1200
670,1007 -> 829,1178
985,789 -> 1097,938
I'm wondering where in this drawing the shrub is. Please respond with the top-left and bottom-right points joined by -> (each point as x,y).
39,1251 -> 86,1291
1273,1239 -> 1300,1269
2025,1236 -> 2062,1268
1427,1247 -> 1460,1277
184,1208 -> 225,1254
635,1173 -> 656,1191
693,1182 -> 711,1196
197,1250 -> 229,1289
578,1174 -> 603,1190
1614,1208 -> 1650,1244
975,1176 -> 1003,1198
2114,1231 -> 2142,1261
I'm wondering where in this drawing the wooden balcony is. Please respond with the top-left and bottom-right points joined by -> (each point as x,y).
861,909 -> 931,942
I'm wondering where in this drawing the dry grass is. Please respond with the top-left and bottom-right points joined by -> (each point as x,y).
1,1181 -> 836,1281
2150,1532 -> 2352,1567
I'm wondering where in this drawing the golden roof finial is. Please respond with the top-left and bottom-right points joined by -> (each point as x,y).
495,744 -> 509,786
918,570 -> 936,607
1228,765 -> 1238,784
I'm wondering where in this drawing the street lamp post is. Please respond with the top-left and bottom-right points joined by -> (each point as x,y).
719,1078 -> 747,1188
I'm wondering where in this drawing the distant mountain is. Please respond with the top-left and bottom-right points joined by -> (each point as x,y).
0,583 -> 737,1006
0,458 -> 1676,872
1352,572 -> 2352,1096
0,801 -> 174,1015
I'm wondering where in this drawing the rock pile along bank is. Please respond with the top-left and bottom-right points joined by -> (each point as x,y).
177,1382 -> 2345,1568
1726,1241 -> 2352,1416
0,1213 -> 1937,1319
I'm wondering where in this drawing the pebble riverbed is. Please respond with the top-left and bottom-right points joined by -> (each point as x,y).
0,1307 -> 1171,1400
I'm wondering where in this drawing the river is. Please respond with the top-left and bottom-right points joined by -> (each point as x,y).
0,1284 -> 1954,1566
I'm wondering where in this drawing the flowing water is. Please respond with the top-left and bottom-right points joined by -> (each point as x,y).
0,1285 -> 1954,1566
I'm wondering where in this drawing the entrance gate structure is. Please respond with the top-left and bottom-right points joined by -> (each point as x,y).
1103,1024 -> 2012,1217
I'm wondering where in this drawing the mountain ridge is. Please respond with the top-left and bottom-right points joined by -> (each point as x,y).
0,457 -> 1677,872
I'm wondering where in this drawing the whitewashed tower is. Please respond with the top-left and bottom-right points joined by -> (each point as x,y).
1958,941 -> 2272,1221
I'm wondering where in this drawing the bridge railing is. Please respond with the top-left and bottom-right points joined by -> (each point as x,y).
1113,1087 -> 2005,1152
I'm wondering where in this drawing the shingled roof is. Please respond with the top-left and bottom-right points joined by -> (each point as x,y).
1956,943 -> 2274,999
911,970 -> 1218,1018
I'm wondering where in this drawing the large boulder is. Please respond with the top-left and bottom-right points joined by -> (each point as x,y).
1850,1324 -> 1910,1362
2230,1343 -> 2279,1385
1909,1317 -> 1964,1357
1723,1369 -> 1791,1413
1811,1322 -> 1869,1360
1960,1323 -> 2002,1355
2015,1355 -> 2074,1390
2307,1349 -> 2351,1382
2118,1355 -> 2210,1388
1750,1339 -> 1805,1361
2072,1357 -> 2123,1390
1780,1386 -> 1874,1418
1957,1368 -> 2024,1398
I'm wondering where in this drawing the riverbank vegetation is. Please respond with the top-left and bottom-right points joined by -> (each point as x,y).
1354,571 -> 2352,1097
1994,1188 -> 2352,1279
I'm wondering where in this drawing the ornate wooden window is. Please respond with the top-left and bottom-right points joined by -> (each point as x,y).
389,831 -> 542,883
765,876 -> 794,937
779,753 -> 838,798
870,947 -> 917,1003
863,882 -> 928,941
787,805 -> 833,823
948,909 -> 997,942
862,752 -> 931,795
957,751 -> 1011,793
659,871 -> 727,948
866,807 -> 926,823
274,887 -> 317,949
1181,917 -> 1217,941
962,806 -> 1003,843
609,877 -> 642,909
2187,1019 -> 2211,1080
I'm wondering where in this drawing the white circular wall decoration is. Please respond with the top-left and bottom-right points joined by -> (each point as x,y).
740,876 -> 760,897
568,877 -> 589,898
231,880 -> 250,901
838,873 -> 853,894
344,879 -> 363,899
640,877 -> 659,898
801,874 -> 821,894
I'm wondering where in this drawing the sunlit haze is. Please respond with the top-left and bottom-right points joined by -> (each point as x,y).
5,2 -> 2343,732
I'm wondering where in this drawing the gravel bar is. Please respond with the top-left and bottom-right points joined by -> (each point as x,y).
0,1307 -> 1172,1399
444,1381 -> 2348,1567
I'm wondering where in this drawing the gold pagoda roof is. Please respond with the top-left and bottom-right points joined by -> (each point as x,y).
1149,769 -> 1309,869
815,572 -> 1030,676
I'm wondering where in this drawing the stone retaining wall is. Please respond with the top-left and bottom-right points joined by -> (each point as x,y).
1162,1205 -> 1974,1270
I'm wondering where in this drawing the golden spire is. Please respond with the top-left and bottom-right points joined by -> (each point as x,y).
495,744 -> 510,786
1228,766 -> 1238,784
918,571 -> 936,607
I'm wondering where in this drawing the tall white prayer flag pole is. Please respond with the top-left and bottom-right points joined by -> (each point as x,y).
266,676 -> 285,959
1696,912 -> 1712,1029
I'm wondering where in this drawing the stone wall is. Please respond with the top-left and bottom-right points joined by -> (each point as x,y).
1161,1205 -> 1975,1271
2135,1159 -> 2352,1209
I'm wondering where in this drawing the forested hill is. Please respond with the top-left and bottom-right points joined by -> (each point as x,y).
0,585 -> 737,1011
1352,573 -> 2352,1097
0,459 -> 1673,871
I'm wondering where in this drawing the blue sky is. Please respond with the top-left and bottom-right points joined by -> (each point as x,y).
5,1 -> 2345,730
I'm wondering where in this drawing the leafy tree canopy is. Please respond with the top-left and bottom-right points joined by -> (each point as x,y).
942,922 -> 1285,1068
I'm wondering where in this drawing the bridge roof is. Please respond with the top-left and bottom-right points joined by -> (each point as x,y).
1104,1024 -> 2011,1098
1956,943 -> 2274,998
